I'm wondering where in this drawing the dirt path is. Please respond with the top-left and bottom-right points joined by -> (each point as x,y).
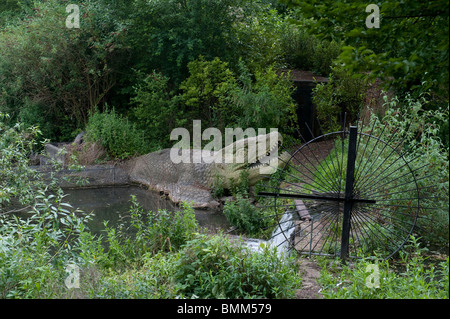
284,140 -> 334,299
296,258 -> 323,299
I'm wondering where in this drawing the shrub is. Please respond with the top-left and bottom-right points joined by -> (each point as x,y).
99,197 -> 199,268
223,195 -> 269,237
234,4 -> 288,73
0,119 -> 87,297
0,114 -> 44,207
179,57 -> 237,131
179,57 -> 297,137
87,252 -> 181,299
231,64 -> 298,134
131,71 -> 185,150
0,0 -> 127,141
281,26 -> 341,76
85,108 -> 150,159
313,65 -> 369,132
375,94 -> 449,250
128,0 -> 243,86
144,201 -> 199,253
318,237 -> 449,299
174,233 -> 301,298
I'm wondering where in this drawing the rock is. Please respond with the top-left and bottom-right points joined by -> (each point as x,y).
73,131 -> 86,145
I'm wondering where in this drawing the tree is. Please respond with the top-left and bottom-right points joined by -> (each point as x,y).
281,0 -> 449,102
0,0 -> 128,141
127,0 -> 245,86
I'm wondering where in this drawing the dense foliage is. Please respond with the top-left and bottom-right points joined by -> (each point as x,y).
0,0 -> 128,141
319,237 -> 449,299
281,0 -> 449,101
375,94 -> 449,248
85,108 -> 150,159
0,0 -> 448,300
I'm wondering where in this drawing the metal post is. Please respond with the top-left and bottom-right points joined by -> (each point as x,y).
341,126 -> 358,261
309,220 -> 313,258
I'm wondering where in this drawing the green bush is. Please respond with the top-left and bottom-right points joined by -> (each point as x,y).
86,252 -> 181,299
375,94 -> 449,250
131,71 -> 185,150
174,233 -> 301,298
85,108 -> 150,159
313,65 -> 369,132
145,201 -> 199,253
232,64 -> 297,133
98,198 -> 199,268
1,116 -> 88,298
312,39 -> 342,76
223,195 -> 269,237
127,0 -> 244,86
179,57 -> 297,137
234,4 -> 288,73
179,57 -> 237,131
319,237 -> 449,299
281,26 -> 341,76
0,0 -> 127,142
0,114 -> 43,207
0,0 -> 24,27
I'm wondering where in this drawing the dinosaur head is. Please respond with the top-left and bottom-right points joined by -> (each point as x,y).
213,131 -> 290,188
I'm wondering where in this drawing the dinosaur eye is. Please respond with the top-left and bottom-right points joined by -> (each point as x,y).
266,152 -> 270,156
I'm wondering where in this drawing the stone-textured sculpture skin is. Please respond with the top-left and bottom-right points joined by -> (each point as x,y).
124,131 -> 288,208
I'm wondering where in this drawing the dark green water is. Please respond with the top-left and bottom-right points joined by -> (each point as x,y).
63,185 -> 231,236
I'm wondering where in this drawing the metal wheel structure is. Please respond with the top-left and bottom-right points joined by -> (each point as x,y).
257,118 -> 425,260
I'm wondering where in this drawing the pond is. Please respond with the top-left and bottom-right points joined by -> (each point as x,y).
62,185 -> 232,236
7,184 -> 292,254
65,186 -> 297,255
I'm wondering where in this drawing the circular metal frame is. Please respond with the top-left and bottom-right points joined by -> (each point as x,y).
258,126 -> 421,260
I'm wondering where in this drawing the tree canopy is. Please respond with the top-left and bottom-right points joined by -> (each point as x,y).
282,0 -> 449,101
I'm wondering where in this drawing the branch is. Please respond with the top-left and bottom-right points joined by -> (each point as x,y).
0,205 -> 32,216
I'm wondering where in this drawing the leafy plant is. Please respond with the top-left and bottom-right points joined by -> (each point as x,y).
174,233 -> 301,298
373,94 -> 449,250
131,71 -> 185,150
313,65 -> 369,132
234,4 -> 288,73
85,108 -> 150,159
1,115 -> 89,298
127,0 -> 244,86
100,197 -> 199,268
0,0 -> 127,141
318,237 -> 449,299
281,25 -> 341,76
223,194 -> 269,237
232,64 -> 298,134
179,57 -> 237,131
281,0 -> 449,101
178,57 -> 297,138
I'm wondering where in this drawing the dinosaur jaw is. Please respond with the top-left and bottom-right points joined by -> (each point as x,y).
212,131 -> 288,188
247,150 -> 290,184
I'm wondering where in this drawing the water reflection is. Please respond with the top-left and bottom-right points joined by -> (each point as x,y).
62,185 -> 231,236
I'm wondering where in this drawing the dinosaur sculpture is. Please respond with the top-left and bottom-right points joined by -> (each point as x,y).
123,131 -> 288,209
